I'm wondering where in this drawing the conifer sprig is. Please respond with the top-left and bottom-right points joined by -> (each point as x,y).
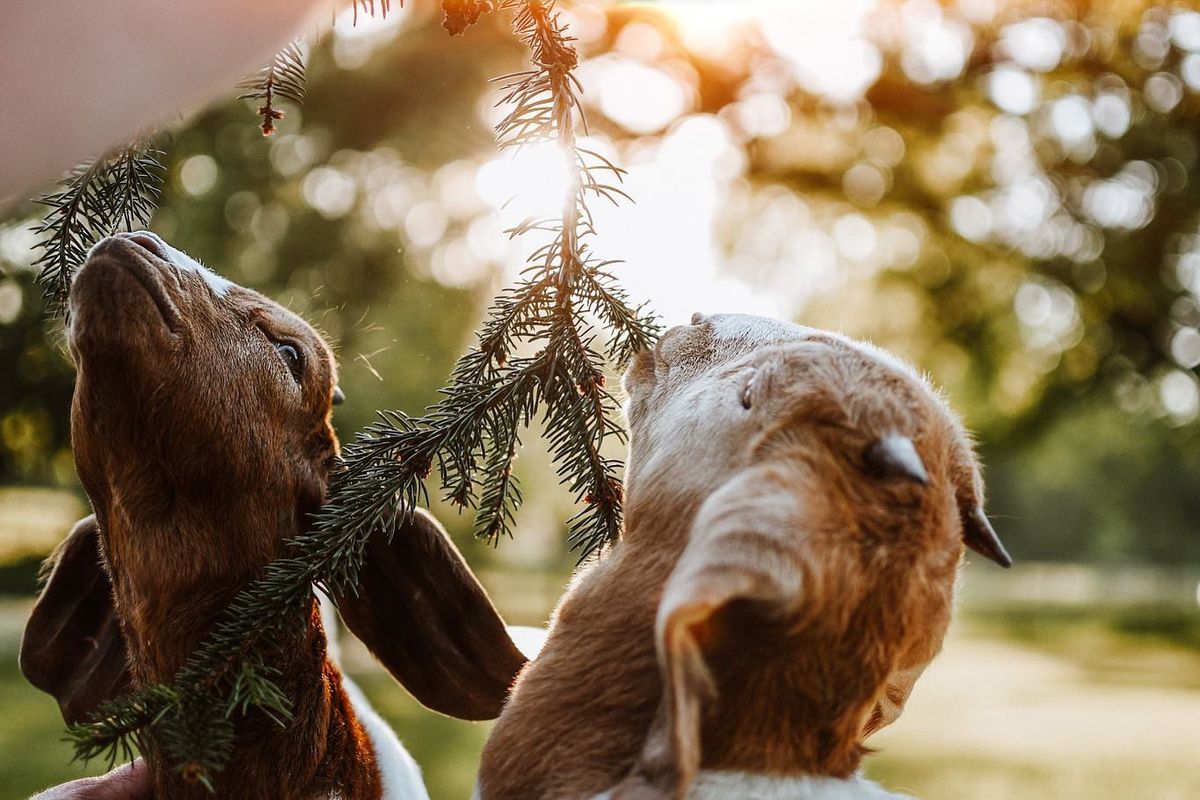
318,0 -> 658,561
33,145 -> 164,313
353,0 -> 395,27
238,40 -> 307,136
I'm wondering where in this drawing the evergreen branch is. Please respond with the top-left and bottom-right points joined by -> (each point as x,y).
33,144 -> 164,314
238,41 -> 307,136
319,0 -> 658,559
473,416 -> 525,542
66,685 -> 177,769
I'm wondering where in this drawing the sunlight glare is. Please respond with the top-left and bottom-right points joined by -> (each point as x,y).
475,142 -> 571,222
592,115 -> 783,324
657,1 -> 755,59
657,1 -> 882,101
333,4 -> 406,39
586,57 -> 689,134
755,1 -> 882,103
332,3 -> 407,69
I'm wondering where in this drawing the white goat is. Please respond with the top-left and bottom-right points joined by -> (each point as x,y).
479,313 -> 1009,800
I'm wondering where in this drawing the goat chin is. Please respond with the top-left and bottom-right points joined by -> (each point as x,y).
594,773 -> 914,800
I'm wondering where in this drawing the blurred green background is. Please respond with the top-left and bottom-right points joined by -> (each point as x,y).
2,0 -> 1199,797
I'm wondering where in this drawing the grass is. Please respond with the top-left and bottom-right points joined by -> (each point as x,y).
0,640 -> 97,799
866,603 -> 1200,800
969,602 -> 1200,652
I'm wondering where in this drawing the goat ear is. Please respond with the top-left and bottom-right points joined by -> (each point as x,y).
617,465 -> 813,800
20,515 -> 133,724
334,508 -> 527,721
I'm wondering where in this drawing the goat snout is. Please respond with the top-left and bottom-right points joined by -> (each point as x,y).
121,231 -> 172,261
71,239 -> 180,334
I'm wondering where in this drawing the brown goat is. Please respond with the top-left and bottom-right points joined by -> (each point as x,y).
21,232 -> 527,799
478,313 -> 1009,800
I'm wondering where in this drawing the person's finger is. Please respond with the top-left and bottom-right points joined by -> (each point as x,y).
91,759 -> 151,800
0,0 -> 328,205
30,759 -> 151,800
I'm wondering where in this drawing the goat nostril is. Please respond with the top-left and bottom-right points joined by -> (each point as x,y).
125,233 -> 168,260
690,312 -> 706,325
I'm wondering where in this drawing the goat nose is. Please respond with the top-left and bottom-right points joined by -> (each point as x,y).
124,232 -> 169,260
690,312 -> 706,325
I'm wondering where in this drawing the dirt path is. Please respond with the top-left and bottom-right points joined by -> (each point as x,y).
867,625 -> 1200,799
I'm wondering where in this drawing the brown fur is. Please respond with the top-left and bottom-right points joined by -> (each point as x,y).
23,233 -> 530,796
61,233 -> 378,799
479,314 -> 1003,800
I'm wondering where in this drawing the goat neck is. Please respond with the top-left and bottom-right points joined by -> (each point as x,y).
66,232 -> 379,800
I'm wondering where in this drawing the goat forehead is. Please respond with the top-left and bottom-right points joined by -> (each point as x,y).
706,314 -> 923,383
708,313 -> 811,350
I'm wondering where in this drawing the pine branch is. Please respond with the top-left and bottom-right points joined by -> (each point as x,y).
33,144 -> 165,314
238,41 -> 307,136
64,0 -> 659,786
319,0 -> 659,560
66,684 -> 177,768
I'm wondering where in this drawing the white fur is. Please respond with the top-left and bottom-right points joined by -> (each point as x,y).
684,771 -> 913,800
130,229 -> 235,297
590,772 -> 912,800
342,676 -> 430,800
322,594 -> 431,800
702,313 -> 925,387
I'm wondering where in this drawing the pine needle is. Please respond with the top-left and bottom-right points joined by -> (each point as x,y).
352,0 -> 396,26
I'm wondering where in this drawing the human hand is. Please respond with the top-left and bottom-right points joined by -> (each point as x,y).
0,0 -> 327,203
30,759 -> 151,800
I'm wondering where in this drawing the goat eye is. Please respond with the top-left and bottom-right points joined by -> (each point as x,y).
274,341 -> 303,382
740,378 -> 754,409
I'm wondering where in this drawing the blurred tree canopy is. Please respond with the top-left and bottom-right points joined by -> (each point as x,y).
0,0 -> 1197,566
